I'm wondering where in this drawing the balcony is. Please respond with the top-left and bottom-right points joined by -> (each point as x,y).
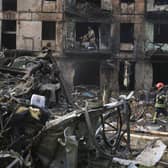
64,34 -> 111,57
145,23 -> 168,55
63,22 -> 111,57
145,42 -> 168,54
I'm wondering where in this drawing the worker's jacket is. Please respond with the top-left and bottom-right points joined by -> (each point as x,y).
155,89 -> 167,108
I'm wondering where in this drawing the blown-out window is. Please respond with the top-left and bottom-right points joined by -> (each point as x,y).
120,23 -> 134,43
154,0 -> 168,5
154,24 -> 168,43
2,0 -> 17,11
42,21 -> 56,40
2,20 -> 16,49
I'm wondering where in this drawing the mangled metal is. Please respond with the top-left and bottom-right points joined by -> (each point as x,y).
0,50 -> 167,168
29,92 -> 133,168
113,140 -> 167,167
0,55 -> 133,167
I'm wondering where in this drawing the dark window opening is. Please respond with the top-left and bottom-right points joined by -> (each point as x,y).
120,23 -> 134,43
2,20 -> 16,32
77,0 -> 101,9
119,62 -> 135,91
76,22 -> 99,49
2,21 -> 16,49
154,24 -> 168,43
3,0 -> 17,11
154,0 -> 168,5
74,62 -> 100,86
153,63 -> 168,85
2,34 -> 16,49
121,0 -> 134,3
42,21 -> 56,40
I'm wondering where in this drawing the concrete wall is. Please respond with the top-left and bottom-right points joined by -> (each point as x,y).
18,0 -> 63,12
17,21 -> 41,50
134,22 -> 145,58
100,61 -> 119,99
111,23 -> 120,54
18,0 -> 42,12
56,22 -> 63,52
0,0 -> 64,51
0,0 -> 2,49
56,58 -> 77,92
135,62 -> 153,90
135,0 -> 145,14
17,21 -> 63,51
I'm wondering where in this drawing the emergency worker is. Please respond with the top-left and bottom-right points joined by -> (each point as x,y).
153,82 -> 167,123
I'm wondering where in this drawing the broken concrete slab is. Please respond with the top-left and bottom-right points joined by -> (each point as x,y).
113,140 -> 167,167
136,140 -> 166,167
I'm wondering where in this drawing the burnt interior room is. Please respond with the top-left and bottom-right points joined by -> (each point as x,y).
2,0 -> 17,11
154,0 -> 168,5
153,62 -> 168,85
120,23 -> 134,43
76,0 -> 101,8
76,22 -> 99,47
2,21 -> 16,49
42,21 -> 56,40
154,24 -> 168,43
74,61 -> 100,86
119,62 -> 135,91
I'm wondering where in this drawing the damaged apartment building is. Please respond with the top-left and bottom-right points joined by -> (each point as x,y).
0,0 -> 168,97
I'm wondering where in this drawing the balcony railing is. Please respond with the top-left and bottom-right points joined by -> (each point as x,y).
145,40 -> 168,53
63,37 -> 111,56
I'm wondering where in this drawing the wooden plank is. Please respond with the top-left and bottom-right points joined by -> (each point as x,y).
131,128 -> 168,136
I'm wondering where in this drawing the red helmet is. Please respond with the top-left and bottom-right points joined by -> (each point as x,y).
156,82 -> 164,89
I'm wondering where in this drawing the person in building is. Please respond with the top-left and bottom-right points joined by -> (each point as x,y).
153,82 -> 168,123
87,26 -> 98,49
80,26 -> 98,49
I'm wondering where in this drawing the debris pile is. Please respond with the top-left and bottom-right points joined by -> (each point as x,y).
0,50 -> 168,167
0,50 -> 69,167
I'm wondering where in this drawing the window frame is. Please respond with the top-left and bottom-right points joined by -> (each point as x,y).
42,21 -> 56,40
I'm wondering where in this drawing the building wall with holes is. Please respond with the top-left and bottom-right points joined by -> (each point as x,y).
0,0 -> 63,51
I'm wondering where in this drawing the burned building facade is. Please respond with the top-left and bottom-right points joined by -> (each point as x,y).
0,0 -> 63,51
0,0 -> 167,97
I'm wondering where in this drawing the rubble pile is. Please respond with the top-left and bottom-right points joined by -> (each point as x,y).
0,52 -> 133,167
0,50 -> 68,167
0,51 -> 168,167
72,85 -> 101,109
